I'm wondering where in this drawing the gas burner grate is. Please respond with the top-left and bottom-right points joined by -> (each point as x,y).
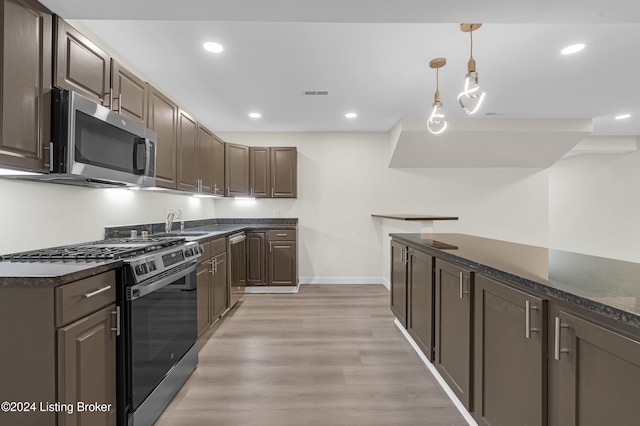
1,236 -> 186,262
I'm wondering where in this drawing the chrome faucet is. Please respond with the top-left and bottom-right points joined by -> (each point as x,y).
165,211 -> 179,234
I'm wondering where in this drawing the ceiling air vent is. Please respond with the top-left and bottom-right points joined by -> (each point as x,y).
302,90 -> 329,96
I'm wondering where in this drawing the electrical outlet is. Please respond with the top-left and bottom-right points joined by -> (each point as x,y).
273,209 -> 279,217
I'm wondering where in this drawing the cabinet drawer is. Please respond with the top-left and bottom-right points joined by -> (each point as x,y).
56,271 -> 116,327
211,238 -> 226,257
200,241 -> 212,260
267,230 -> 296,241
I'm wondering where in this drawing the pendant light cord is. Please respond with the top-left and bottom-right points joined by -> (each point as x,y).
469,29 -> 474,59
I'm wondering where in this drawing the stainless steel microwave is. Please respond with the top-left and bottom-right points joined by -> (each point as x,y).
47,89 -> 157,187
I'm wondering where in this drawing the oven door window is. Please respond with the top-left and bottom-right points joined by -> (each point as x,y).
129,281 -> 197,408
74,110 -> 145,174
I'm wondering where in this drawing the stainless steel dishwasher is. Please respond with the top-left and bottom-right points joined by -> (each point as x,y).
228,232 -> 246,307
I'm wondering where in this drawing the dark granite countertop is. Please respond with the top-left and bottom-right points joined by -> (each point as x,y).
372,214 -> 459,221
0,218 -> 298,287
0,260 -> 121,287
105,218 -> 298,239
391,233 -> 640,331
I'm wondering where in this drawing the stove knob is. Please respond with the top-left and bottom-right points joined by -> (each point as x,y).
135,264 -> 147,275
148,261 -> 157,271
185,248 -> 193,257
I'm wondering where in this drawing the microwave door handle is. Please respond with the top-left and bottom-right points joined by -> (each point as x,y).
133,138 -> 146,174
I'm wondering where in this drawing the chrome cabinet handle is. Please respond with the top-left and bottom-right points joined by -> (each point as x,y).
525,300 -> 539,339
110,306 -> 120,336
554,317 -> 570,360
400,247 -> 405,264
276,233 -> 287,237
213,257 -> 218,274
458,273 -> 469,299
84,286 -> 112,298
107,88 -> 112,109
272,188 -> 274,197
269,241 -> 273,253
118,93 -> 123,114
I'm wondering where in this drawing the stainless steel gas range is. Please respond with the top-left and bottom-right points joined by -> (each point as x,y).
3,236 -> 202,426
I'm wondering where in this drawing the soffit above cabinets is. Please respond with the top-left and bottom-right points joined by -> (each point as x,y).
562,136 -> 639,158
388,117 -> 593,168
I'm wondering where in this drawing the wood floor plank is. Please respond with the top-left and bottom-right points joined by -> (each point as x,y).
155,284 -> 467,426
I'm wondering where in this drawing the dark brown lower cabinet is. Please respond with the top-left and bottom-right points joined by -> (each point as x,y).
58,304 -> 116,426
247,231 -> 267,285
390,240 -> 408,328
268,240 -> 297,286
407,248 -> 435,361
434,258 -> 473,410
197,239 -> 228,338
473,275 -> 546,426
548,306 -> 640,426
196,260 -> 212,337
211,252 -> 228,318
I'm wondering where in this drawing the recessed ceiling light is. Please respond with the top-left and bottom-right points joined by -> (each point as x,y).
345,112 -> 357,118
615,114 -> 631,120
561,43 -> 586,55
203,42 -> 224,53
249,112 -> 261,119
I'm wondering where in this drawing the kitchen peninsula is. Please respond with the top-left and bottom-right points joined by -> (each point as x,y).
390,232 -> 640,426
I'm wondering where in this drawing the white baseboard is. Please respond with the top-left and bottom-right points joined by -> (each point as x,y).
245,285 -> 299,294
299,277 -> 388,285
394,318 -> 478,426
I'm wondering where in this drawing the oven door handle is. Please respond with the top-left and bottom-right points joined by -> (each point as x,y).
128,261 -> 199,300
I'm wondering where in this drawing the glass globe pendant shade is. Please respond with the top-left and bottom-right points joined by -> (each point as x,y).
427,101 -> 447,135
457,71 -> 486,114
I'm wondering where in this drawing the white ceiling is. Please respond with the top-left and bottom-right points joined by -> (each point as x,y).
40,0 -> 640,135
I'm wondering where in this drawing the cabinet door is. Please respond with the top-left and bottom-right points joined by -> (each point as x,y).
549,308 -> 640,426
268,240 -> 297,286
197,124 -> 215,193
407,248 -> 434,361
250,147 -> 271,198
1,0 -> 52,172
197,260 -> 212,337
224,142 -> 249,196
212,252 -> 228,319
212,135 -> 225,196
111,60 -> 148,126
474,275 -> 546,426
271,147 -> 297,198
54,17 -> 110,106
58,304 -> 116,426
147,85 -> 177,189
434,258 -> 473,410
390,240 -> 408,328
177,108 -> 198,191
247,232 -> 266,285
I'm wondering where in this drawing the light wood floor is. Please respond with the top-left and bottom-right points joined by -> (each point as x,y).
155,284 -> 467,426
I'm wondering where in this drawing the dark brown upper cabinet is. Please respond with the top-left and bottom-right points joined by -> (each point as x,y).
0,0 -> 52,173
474,275 -> 546,426
147,85 -> 178,189
271,147 -> 297,198
177,108 -> 198,191
212,136 -> 225,196
225,142 -> 250,197
250,147 -> 271,198
54,17 -> 111,107
197,123 -> 215,193
111,60 -> 148,126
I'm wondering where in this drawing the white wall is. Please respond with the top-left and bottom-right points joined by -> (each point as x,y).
0,179 -> 216,255
549,149 -> 640,262
216,132 -> 550,283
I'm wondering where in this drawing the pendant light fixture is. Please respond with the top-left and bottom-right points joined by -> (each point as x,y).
427,58 -> 447,135
457,23 -> 486,114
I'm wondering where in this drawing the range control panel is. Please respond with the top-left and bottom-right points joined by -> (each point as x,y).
127,242 -> 203,282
